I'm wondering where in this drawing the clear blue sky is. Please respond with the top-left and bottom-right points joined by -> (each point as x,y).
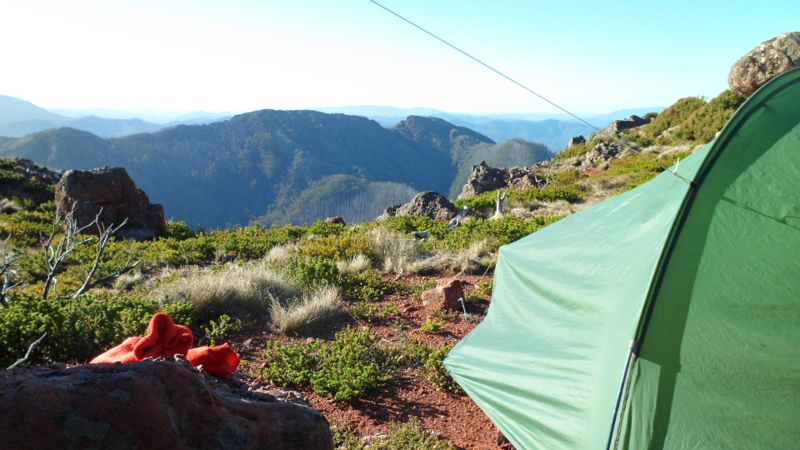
2,0 -> 797,115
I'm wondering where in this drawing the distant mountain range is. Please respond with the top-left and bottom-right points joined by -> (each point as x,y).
0,96 -> 231,138
310,106 -> 663,151
0,110 -> 554,228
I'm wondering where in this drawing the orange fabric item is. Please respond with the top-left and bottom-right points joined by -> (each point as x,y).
187,343 -> 241,378
90,313 -> 240,378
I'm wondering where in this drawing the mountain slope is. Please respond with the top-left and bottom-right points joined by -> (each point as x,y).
0,95 -> 68,125
0,110 -> 545,228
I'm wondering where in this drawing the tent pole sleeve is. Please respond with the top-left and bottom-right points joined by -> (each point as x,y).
605,339 -> 640,450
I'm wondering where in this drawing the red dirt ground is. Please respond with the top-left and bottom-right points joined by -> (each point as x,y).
230,273 -> 500,450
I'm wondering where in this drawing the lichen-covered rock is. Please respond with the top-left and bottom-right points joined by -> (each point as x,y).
396,191 -> 458,221
422,279 -> 465,312
55,166 -> 166,240
729,32 -> 800,98
0,358 -> 333,450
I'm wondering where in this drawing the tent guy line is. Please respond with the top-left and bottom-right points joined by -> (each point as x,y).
367,0 -> 699,188
367,0 -> 603,131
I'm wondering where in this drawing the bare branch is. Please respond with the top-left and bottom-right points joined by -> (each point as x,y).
7,332 -> 48,369
0,234 -> 24,308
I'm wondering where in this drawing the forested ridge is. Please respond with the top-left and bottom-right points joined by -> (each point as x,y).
0,110 -> 554,228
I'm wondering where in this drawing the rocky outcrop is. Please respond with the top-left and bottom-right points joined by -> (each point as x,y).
395,191 -> 458,221
587,115 -> 650,142
458,162 -> 547,199
376,203 -> 402,221
0,358 -> 333,450
324,216 -> 345,225
729,32 -> 800,98
422,279 -> 465,312
55,167 -> 166,240
567,135 -> 586,147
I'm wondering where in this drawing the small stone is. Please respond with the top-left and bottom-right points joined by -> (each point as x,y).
422,279 -> 465,312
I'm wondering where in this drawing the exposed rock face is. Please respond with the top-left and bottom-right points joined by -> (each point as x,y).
458,162 -> 508,199
729,32 -> 800,98
422,279 -> 465,312
567,135 -> 586,147
395,191 -> 458,221
324,216 -> 346,225
587,115 -> 650,142
55,167 -> 166,239
0,358 -> 334,450
458,161 -> 547,200
377,203 -> 402,221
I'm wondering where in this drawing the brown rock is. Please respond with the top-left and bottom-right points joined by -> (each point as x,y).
0,358 -> 333,450
458,162 -> 548,201
458,161 -> 509,199
324,216 -> 346,225
55,167 -> 167,240
729,32 -> 800,98
396,191 -> 458,221
422,279 -> 465,312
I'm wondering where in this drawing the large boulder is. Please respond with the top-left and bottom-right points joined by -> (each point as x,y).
55,167 -> 166,240
395,191 -> 458,221
729,32 -> 800,98
0,358 -> 333,450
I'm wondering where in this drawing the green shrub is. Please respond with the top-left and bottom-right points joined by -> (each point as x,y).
370,418 -> 456,450
465,279 -> 493,303
340,269 -> 406,301
201,314 -> 243,346
163,220 -> 196,240
419,318 -> 445,334
455,184 -> 583,214
0,293 -> 193,366
673,89 -> 745,143
419,344 -> 463,395
262,326 -> 392,402
300,230 -> 375,261
643,96 -> 706,138
331,420 -> 363,450
332,418 -> 456,450
285,255 -> 339,288
349,300 -> 400,323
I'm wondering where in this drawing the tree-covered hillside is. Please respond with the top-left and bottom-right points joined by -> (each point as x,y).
0,110 -> 553,228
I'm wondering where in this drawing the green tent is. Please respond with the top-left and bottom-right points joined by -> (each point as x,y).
444,67 -> 800,450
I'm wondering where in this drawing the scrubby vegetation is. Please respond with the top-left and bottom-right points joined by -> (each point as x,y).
0,90 -> 740,446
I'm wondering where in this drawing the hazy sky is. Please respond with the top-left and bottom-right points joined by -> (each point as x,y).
2,0 -> 797,115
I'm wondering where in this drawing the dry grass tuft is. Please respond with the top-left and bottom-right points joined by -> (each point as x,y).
152,259 -> 299,323
270,285 -> 343,334
337,253 -> 373,276
264,243 -> 298,265
115,271 -> 143,291
412,240 -> 496,275
369,227 -> 428,274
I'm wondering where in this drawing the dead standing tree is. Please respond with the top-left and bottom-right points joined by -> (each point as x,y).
0,235 -> 24,308
41,206 -> 141,300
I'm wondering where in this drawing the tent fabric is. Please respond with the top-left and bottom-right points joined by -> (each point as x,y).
445,67 -> 800,450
